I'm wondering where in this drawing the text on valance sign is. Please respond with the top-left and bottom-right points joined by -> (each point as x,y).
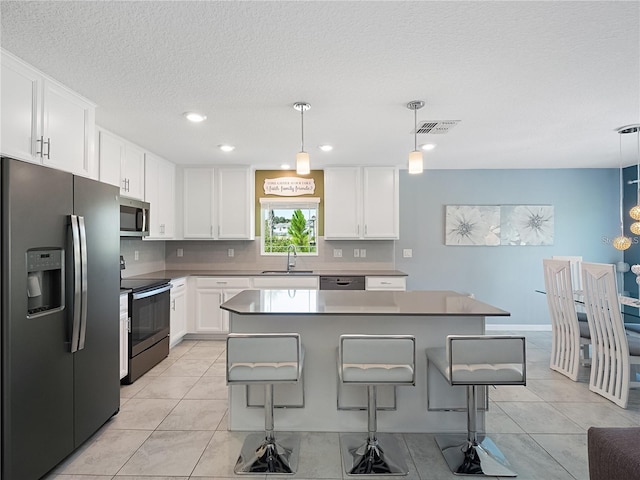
263,177 -> 316,196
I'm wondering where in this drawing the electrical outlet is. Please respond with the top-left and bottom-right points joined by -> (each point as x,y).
228,248 -> 234,257
177,248 -> 184,257
333,249 -> 342,258
403,249 -> 412,258
353,248 -> 359,258
360,249 -> 366,258
134,250 -> 139,261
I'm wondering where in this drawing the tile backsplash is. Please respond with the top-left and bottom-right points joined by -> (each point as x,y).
121,237 -> 396,276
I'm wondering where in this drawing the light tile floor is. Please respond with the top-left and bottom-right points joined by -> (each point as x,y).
45,331 -> 640,480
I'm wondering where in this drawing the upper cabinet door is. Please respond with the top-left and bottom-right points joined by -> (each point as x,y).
324,166 -> 399,240
145,153 -> 175,239
1,53 -> 40,162
41,80 -> 95,178
362,167 -> 399,239
324,167 -> 362,239
121,143 -> 145,200
217,167 -> 254,240
183,167 -> 215,238
97,129 -> 123,187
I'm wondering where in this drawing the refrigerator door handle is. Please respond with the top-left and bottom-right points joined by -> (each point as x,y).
78,216 -> 88,350
70,215 -> 82,353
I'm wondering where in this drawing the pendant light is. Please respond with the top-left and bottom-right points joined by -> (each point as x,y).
294,102 -> 310,175
614,127 -> 632,250
407,100 -> 425,174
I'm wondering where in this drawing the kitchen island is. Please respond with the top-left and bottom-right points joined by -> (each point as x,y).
221,289 -> 510,433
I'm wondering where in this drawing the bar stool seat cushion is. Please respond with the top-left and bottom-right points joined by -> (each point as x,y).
426,347 -> 524,384
228,361 -> 300,382
342,362 -> 414,383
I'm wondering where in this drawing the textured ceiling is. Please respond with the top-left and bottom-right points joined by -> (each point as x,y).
1,1 -> 639,170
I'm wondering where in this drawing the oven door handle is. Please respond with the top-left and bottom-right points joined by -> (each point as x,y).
132,284 -> 172,300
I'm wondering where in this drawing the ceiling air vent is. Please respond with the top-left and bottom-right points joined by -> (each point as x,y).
414,120 -> 460,135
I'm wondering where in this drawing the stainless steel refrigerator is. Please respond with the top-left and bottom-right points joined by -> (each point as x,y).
1,157 -> 121,479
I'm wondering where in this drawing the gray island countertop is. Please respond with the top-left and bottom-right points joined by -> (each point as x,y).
220,289 -> 510,316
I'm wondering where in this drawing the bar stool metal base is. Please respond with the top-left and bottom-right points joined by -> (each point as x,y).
341,433 -> 409,476
234,433 -> 299,475
434,434 -> 517,477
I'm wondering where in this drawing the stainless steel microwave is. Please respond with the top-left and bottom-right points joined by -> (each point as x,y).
120,198 -> 149,237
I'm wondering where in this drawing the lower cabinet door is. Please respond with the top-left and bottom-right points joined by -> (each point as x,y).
194,288 -> 225,333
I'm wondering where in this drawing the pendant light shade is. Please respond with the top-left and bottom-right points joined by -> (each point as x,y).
295,151 -> 310,175
294,102 -> 311,175
407,100 -> 425,174
408,150 -> 423,174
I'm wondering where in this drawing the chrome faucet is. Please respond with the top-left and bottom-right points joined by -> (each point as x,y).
286,244 -> 297,272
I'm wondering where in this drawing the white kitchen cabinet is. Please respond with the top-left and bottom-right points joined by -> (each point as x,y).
252,276 -> 319,290
365,276 -> 406,291
1,52 -> 41,162
324,167 -> 399,240
170,278 -> 187,347
121,142 -> 145,200
1,50 -> 96,178
97,128 -> 124,187
119,293 -> 129,380
145,152 -> 175,239
183,167 -> 215,238
191,277 -> 252,334
183,166 -> 254,240
217,167 -> 254,239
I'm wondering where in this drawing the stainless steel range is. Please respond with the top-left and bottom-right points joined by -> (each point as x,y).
120,278 -> 171,384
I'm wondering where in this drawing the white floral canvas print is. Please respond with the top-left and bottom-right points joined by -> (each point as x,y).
445,205 -> 500,246
500,205 -> 554,245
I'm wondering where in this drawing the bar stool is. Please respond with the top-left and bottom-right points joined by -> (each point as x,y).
426,335 -> 526,477
226,333 -> 304,474
338,334 -> 415,475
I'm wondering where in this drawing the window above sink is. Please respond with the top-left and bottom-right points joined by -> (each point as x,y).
260,198 -> 319,257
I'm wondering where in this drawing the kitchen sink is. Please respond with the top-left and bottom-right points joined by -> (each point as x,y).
260,270 -> 314,275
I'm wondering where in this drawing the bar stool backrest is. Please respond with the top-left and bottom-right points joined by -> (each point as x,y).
226,333 -> 303,383
340,335 -> 414,364
446,335 -> 526,386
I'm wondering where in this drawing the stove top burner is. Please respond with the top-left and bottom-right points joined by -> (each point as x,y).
120,278 -> 170,293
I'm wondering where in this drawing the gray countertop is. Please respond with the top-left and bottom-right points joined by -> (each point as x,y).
125,269 -> 407,281
220,289 -> 510,316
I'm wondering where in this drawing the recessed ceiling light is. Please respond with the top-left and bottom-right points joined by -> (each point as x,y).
280,164 -> 291,170
183,112 -> 207,123
420,143 -> 436,151
218,144 -> 235,152
319,145 -> 333,152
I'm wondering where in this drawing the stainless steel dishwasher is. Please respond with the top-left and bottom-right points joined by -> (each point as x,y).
319,276 -> 366,290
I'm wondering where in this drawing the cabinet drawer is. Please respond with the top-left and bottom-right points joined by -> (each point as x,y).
170,277 -> 187,291
365,276 -> 406,291
196,277 -> 251,289
252,276 -> 319,289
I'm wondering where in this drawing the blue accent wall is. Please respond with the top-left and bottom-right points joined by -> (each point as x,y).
396,169 -> 622,326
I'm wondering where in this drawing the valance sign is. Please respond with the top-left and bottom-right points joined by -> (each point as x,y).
263,177 -> 315,196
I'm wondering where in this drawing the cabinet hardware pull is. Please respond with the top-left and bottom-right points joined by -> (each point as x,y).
44,137 -> 51,159
36,136 -> 44,157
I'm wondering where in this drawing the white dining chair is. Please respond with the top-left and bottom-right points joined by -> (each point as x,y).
581,262 -> 640,408
543,259 -> 591,381
552,255 -> 583,291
